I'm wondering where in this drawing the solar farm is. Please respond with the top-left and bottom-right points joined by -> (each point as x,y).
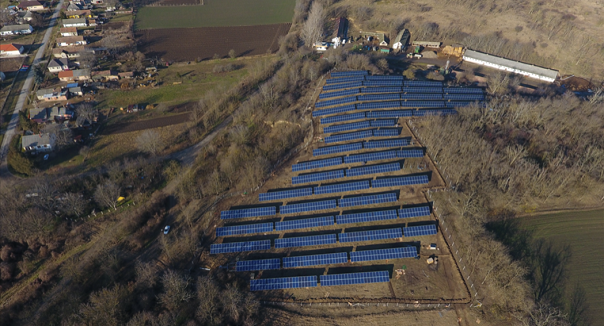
207,71 -> 482,302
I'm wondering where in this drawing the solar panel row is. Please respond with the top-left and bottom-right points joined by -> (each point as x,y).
403,87 -> 443,93
292,170 -> 345,185
357,101 -> 401,110
339,227 -> 403,243
324,129 -> 373,144
283,252 -> 348,268
275,234 -> 337,248
280,199 -> 337,214
315,96 -> 357,108
372,128 -> 400,137
313,180 -> 370,195
404,80 -> 443,87
365,75 -> 405,81
210,240 -> 271,254
444,87 -> 484,94
371,175 -> 429,188
370,119 -> 397,127
336,209 -> 398,224
275,216 -> 335,231
292,157 -> 343,172
322,81 -> 363,91
236,258 -> 281,271
320,112 -> 365,124
259,187 -> 313,202
360,87 -> 402,93
221,206 -> 277,220
331,70 -> 368,77
357,93 -> 402,102
216,222 -> 273,237
324,121 -> 371,134
338,192 -> 398,207
344,150 -> 397,164
413,109 -> 457,116
400,93 -> 443,100
399,206 -> 431,218
318,88 -> 360,100
364,138 -> 411,149
320,271 -> 390,286
325,76 -> 365,84
404,224 -> 438,237
250,276 -> 317,291
350,247 -> 417,262
444,94 -> 485,101
313,142 -> 363,156
366,110 -> 413,118
312,104 -> 357,117
346,162 -> 401,177
396,149 -> 424,158
400,100 -> 445,108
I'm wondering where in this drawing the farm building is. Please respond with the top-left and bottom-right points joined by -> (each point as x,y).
392,29 -> 410,51
0,44 -> 24,57
462,49 -> 559,82
69,86 -> 83,96
56,36 -> 86,47
336,17 -> 348,39
58,69 -> 91,82
313,42 -> 332,52
17,1 -> 45,11
62,18 -> 87,28
0,24 -> 34,36
360,31 -> 386,43
60,27 -> 78,37
412,41 -> 441,48
48,58 -> 70,73
91,70 -> 119,81
52,46 -> 87,59
36,88 -> 68,101
22,133 -> 56,152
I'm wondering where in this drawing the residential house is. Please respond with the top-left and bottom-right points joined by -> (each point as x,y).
118,71 -> 133,79
66,10 -> 91,18
18,11 -> 34,22
60,27 -> 78,37
52,46 -> 86,59
0,43 -> 24,57
48,106 -> 74,122
0,24 -> 34,36
36,88 -> 68,101
48,58 -> 70,73
91,70 -> 118,81
62,18 -> 87,28
56,36 -> 86,47
392,29 -> 410,52
88,19 -> 96,26
17,1 -> 45,11
66,2 -> 81,11
22,133 -> 56,152
29,107 -> 49,123
69,86 -> 83,96
91,0 -> 103,4
58,69 -> 90,81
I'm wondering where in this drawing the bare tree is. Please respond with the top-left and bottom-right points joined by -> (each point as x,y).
135,261 -> 158,289
77,285 -> 128,326
78,50 -> 97,69
42,123 -> 73,148
228,49 -> 236,59
301,2 -> 324,46
158,269 -> 194,312
94,180 -> 121,210
136,130 -> 164,156
77,103 -> 97,126
196,276 -> 220,324
61,192 -> 87,217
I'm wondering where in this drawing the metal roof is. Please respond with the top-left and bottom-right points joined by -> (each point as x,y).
463,49 -> 558,80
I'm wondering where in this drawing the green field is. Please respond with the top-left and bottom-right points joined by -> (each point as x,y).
134,0 -> 295,30
521,209 -> 604,322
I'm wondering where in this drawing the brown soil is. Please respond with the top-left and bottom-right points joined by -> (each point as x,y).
559,76 -> 593,91
101,112 -> 190,135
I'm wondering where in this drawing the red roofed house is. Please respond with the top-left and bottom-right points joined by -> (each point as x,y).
0,44 -> 24,57
17,1 -> 46,11
58,69 -> 90,81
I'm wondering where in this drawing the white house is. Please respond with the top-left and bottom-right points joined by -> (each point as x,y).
48,58 -> 70,73
22,133 -> 56,152
56,36 -> 86,47
0,43 -> 24,57
62,18 -> 87,28
0,24 -> 34,36
462,49 -> 559,83
60,27 -> 78,37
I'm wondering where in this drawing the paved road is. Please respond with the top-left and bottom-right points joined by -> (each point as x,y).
0,0 -> 65,179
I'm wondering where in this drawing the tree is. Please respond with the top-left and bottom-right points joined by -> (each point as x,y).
228,49 -> 236,59
34,65 -> 45,85
42,123 -> 72,148
60,192 -> 87,217
77,285 -> 128,326
94,180 -> 121,210
78,50 -> 97,69
157,269 -> 194,312
566,284 -> 590,326
196,276 -> 220,324
301,2 -> 324,46
135,261 -> 158,289
102,34 -> 123,56
531,240 -> 571,303
29,12 -> 44,28
136,130 -> 164,156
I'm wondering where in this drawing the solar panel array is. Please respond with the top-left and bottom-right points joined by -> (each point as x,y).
320,271 -> 390,286
275,216 -> 335,231
324,129 -> 373,144
283,252 -> 348,268
313,142 -> 363,156
250,276 -> 317,291
313,104 -> 357,117
275,234 -> 337,248
325,76 -> 365,84
366,75 -> 405,81
318,88 -> 360,100
346,162 -> 401,177
324,121 -> 371,134
221,206 -> 276,220
371,175 -> 429,188
259,188 -> 313,202
216,222 -> 273,237
320,112 -> 365,124
400,100 -> 445,108
372,128 -> 400,137
399,206 -> 431,218
444,93 -> 485,101
405,80 -> 443,87
357,101 -> 401,110
292,170 -> 344,185
364,80 -> 404,87
338,192 -> 398,207
280,199 -> 337,214
314,180 -> 370,195
336,209 -> 398,224
370,119 -> 396,127
445,87 -> 484,94
339,228 -> 403,243
358,94 -> 402,102
315,96 -> 357,108
322,81 -> 363,91
331,70 -> 368,77
361,87 -> 402,93
292,157 -> 343,172
414,109 -> 457,116
236,258 -> 281,271
345,150 -> 398,163
404,87 -> 443,93
364,138 -> 410,149
401,93 -> 443,100
446,101 -> 474,108
397,149 -> 424,158
210,240 -> 271,254
366,110 -> 413,118
350,247 -> 417,262
404,224 -> 438,237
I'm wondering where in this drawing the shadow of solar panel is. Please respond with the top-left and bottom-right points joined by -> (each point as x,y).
366,110 -> 413,118
292,170 -> 345,185
350,247 -> 417,262
280,199 -> 338,214
324,121 -> 371,133
331,70 -> 368,77
259,188 -> 313,201
210,240 -> 271,254
313,142 -> 363,156
370,119 -> 397,127
404,224 -> 437,236
445,87 -> 484,94
283,252 -> 348,268
344,150 -> 397,164
414,109 -> 457,116
363,81 -> 404,87
320,112 -> 366,124
313,104 -> 357,117
360,87 -> 402,93
396,149 -> 424,158
220,206 -> 276,220
250,276 -> 318,291
315,96 -> 357,108
324,129 -> 374,144
236,258 -> 281,272
320,271 -> 390,286
314,180 -> 370,195
292,157 -> 343,172
357,94 -> 401,102
403,87 -> 443,93
325,76 -> 366,84
338,193 -> 398,207
404,80 -> 443,87
400,101 -> 446,108
339,228 -> 402,243
276,216 -> 335,231
372,128 -> 400,137
319,88 -> 360,100
216,222 -> 273,237
336,209 -> 397,224
275,234 -> 337,248
357,101 -> 401,110
401,93 -> 443,100
444,94 -> 485,101
364,138 -> 410,149
399,205 -> 431,218
372,175 -> 429,188
346,162 -> 401,177
446,101 -> 475,108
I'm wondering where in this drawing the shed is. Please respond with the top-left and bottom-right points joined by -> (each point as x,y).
69,87 -> 83,96
463,49 -> 558,82
62,18 -> 87,28
412,41 -> 441,48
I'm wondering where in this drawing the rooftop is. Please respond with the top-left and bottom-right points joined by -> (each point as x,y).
463,49 -> 559,80
22,133 -> 56,149
0,24 -> 33,32
0,44 -> 21,52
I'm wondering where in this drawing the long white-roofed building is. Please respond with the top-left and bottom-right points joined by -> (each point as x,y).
463,49 -> 558,83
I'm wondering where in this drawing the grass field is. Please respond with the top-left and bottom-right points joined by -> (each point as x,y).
521,209 -> 604,322
134,0 -> 295,30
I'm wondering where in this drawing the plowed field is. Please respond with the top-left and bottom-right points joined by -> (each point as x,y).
136,23 -> 290,61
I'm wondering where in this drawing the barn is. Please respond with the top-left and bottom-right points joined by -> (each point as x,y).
463,49 -> 558,83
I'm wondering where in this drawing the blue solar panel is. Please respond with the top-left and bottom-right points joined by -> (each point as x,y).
399,206 -> 431,218
404,224 -> 437,236
323,81 -> 363,91
236,258 -> 280,271
320,271 -> 390,286
350,247 -> 417,262
339,228 -> 402,243
370,119 -> 397,127
414,109 -> 457,116
445,87 -> 484,94
250,276 -> 317,291
364,138 -> 410,149
372,128 -> 400,137
403,87 -> 443,93
357,94 -> 401,102
324,129 -> 373,144
363,81 -> 404,87
400,101 -> 445,108
292,170 -> 344,185
210,240 -> 271,254
444,94 -> 485,101
346,162 -> 401,177
320,112 -> 366,124
357,101 -> 401,110
404,80 -> 443,87
344,150 -> 397,163
366,110 -> 412,118
396,149 -> 424,158
336,209 -> 397,224
401,93 -> 443,100
313,142 -> 363,156
259,188 -> 313,201
372,175 -> 429,188
216,222 -> 273,237
338,193 -> 398,207
446,101 -> 475,108
319,89 -> 360,100
314,180 -> 370,195
331,70 -> 368,77
221,207 -> 276,220
280,199 -> 337,214
275,234 -> 337,248
292,157 -> 343,172
313,104 -> 357,117
360,87 -> 402,93
316,96 -> 357,108
325,76 -> 365,84
276,216 -> 335,231
283,252 -> 348,268
324,121 -> 371,133
365,75 -> 405,81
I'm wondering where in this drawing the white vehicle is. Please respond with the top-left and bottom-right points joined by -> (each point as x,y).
163,225 -> 170,234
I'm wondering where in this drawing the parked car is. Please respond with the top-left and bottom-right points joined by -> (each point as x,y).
163,225 -> 170,235
19,65 -> 30,72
